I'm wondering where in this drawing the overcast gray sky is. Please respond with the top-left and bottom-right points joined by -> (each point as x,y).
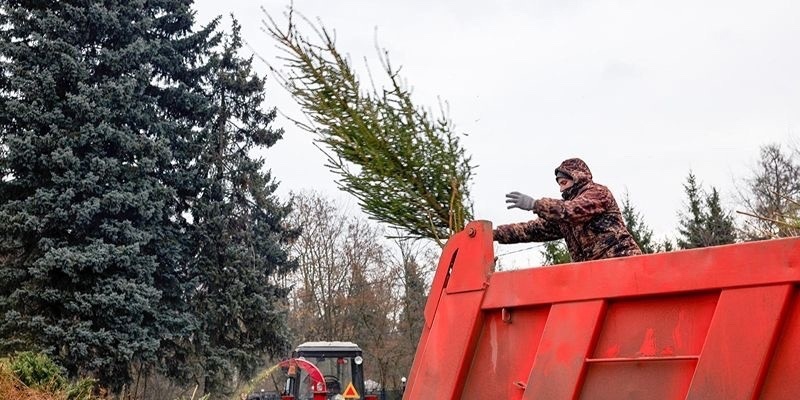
193,0 -> 800,266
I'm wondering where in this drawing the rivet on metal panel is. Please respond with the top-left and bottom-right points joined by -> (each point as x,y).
502,307 -> 512,324
468,227 -> 476,237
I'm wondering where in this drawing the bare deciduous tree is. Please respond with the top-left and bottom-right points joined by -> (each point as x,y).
284,191 -> 426,389
737,144 -> 800,239
286,192 -> 364,340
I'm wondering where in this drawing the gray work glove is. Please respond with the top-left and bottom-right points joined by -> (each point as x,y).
505,191 -> 537,211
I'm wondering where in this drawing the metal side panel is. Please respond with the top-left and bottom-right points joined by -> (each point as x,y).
522,300 -> 605,400
686,284 -> 792,400
760,286 -> 800,399
404,221 -> 494,400
461,306 -> 550,400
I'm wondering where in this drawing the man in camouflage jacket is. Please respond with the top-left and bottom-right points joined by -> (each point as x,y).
494,158 -> 642,262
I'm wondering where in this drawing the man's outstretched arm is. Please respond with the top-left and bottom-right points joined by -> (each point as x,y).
494,218 -> 563,244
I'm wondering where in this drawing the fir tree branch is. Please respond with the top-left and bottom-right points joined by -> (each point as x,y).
260,6 -> 474,243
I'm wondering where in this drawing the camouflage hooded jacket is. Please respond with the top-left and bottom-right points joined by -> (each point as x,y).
494,158 -> 642,262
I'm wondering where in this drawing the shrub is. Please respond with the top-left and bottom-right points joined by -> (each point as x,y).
0,358 -> 60,400
1,353 -> 98,400
10,352 -> 67,391
66,377 -> 96,400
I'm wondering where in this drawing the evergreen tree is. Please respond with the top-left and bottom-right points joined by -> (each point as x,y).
677,172 -> 706,249
659,238 -> 675,253
396,240 -> 429,367
185,19 -> 298,395
0,0 -> 216,390
541,240 -> 571,265
400,257 -> 427,348
263,9 -> 475,245
704,188 -> 737,245
621,192 -> 656,254
676,172 -> 736,249
392,238 -> 431,388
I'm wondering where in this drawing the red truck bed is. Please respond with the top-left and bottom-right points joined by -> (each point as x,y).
404,221 -> 800,399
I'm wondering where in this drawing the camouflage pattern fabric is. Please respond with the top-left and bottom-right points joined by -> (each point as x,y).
494,158 -> 642,262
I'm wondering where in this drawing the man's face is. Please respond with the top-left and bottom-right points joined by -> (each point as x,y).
558,177 -> 574,193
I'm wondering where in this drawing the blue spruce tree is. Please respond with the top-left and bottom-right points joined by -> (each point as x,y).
0,0 -> 216,390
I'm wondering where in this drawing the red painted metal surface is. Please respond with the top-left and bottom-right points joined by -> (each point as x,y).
277,358 -> 326,399
403,220 -> 800,399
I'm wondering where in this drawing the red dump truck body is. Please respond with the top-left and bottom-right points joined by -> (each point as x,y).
404,220 -> 800,399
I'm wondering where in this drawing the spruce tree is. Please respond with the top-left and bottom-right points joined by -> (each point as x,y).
541,240 -> 571,265
704,188 -> 736,245
400,257 -> 427,349
676,172 -> 706,249
0,0 -> 216,390
395,239 -> 428,377
264,9 -> 475,244
676,172 -> 736,249
621,192 -> 656,253
186,19 -> 298,395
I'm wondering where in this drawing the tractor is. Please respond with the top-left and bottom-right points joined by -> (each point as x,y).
250,341 -> 378,400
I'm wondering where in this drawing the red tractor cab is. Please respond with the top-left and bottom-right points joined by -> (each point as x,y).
283,341 -> 375,400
